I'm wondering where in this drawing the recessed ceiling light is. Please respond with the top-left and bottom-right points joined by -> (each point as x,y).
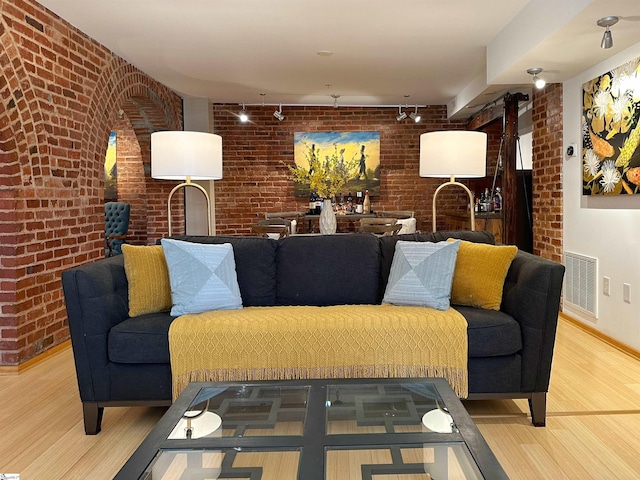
317,50 -> 333,57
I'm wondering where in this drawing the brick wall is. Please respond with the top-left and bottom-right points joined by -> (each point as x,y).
113,117 -> 148,245
531,84 -> 563,262
0,0 -> 182,365
212,105 -> 467,234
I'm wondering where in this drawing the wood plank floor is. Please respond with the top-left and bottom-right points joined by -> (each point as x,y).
1,317 -> 639,479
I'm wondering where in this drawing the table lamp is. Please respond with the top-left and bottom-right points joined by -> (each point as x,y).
151,131 -> 222,236
420,131 -> 487,232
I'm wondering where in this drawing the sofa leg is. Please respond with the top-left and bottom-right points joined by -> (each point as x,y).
529,392 -> 546,427
83,402 -> 104,435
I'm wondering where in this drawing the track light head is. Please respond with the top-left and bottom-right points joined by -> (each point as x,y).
526,68 -> 546,89
273,104 -> 285,121
396,105 -> 407,121
239,103 -> 249,122
409,106 -> 421,123
597,16 -> 618,49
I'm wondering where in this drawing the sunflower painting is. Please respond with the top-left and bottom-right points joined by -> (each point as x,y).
582,57 -> 640,195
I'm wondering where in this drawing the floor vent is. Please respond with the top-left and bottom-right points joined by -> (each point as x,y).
564,251 -> 597,318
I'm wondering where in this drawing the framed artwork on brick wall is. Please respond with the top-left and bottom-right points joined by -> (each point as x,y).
293,131 -> 381,197
582,56 -> 640,195
104,131 -> 118,201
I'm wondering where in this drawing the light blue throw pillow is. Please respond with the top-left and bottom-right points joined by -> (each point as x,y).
382,240 -> 460,311
161,239 -> 243,315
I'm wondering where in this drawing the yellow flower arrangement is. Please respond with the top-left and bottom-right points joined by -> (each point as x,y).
288,142 -> 359,199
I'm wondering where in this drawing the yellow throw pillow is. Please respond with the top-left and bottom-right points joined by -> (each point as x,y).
122,244 -> 172,317
448,240 -> 518,310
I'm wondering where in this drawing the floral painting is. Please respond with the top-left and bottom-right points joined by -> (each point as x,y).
582,57 -> 640,195
293,131 -> 380,197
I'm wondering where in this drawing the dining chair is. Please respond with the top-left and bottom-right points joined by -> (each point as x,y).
252,224 -> 290,239
264,212 -> 302,235
377,211 -> 416,234
359,217 -> 402,236
377,210 -> 414,219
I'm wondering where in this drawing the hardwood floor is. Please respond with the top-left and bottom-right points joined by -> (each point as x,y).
1,317 -> 639,479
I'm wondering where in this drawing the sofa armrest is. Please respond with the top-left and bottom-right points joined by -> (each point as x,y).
501,251 -> 565,392
61,255 -> 130,402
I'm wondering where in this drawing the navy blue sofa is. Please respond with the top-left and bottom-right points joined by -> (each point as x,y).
61,231 -> 565,434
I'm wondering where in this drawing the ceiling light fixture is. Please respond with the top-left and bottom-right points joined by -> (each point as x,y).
409,105 -> 421,123
273,104 -> 285,121
526,68 -> 546,89
597,16 -> 618,49
396,105 -> 407,122
331,94 -> 340,109
239,103 -> 249,122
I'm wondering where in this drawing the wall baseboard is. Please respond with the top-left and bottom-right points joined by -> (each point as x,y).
0,340 -> 71,376
560,312 -> 640,361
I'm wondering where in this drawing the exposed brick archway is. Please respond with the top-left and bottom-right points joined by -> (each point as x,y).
0,2 -> 182,366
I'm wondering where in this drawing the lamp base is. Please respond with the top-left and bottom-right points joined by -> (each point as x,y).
167,177 -> 212,236
432,176 -> 475,232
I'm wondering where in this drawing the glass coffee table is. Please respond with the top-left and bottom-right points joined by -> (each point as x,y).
116,378 -> 508,479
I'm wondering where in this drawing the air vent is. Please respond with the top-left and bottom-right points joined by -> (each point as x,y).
564,252 -> 597,317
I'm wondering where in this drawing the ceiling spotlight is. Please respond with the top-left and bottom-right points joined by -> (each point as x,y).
239,103 -> 249,122
331,94 -> 340,109
273,104 -> 285,121
396,105 -> 407,122
409,105 -> 421,123
526,68 -> 546,89
597,16 -> 618,49
238,103 -> 249,123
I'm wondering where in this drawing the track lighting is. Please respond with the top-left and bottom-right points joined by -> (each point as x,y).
597,16 -> 618,49
409,105 -> 421,123
273,104 -> 285,121
239,103 -> 249,122
331,94 -> 340,109
526,68 -> 546,89
396,105 -> 407,122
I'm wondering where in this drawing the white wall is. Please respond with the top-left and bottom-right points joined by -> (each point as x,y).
184,97 -> 217,235
563,42 -> 640,350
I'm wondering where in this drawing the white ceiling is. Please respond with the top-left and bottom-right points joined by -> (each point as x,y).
37,0 -> 640,118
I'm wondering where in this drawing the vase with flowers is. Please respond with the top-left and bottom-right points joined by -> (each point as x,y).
289,143 -> 358,234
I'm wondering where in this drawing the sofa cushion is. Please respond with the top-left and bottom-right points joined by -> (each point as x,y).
167,236 -> 278,306
378,230 -> 495,302
122,244 -> 172,317
383,240 -> 460,310
276,234 -> 381,306
454,305 -> 522,357
450,240 -> 518,310
108,311 -> 175,364
161,239 -> 243,315
107,305 -> 521,365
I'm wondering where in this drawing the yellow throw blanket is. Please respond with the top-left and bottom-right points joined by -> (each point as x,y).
169,304 -> 468,399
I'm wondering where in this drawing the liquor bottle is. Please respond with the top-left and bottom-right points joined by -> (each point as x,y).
347,192 -> 353,213
483,187 -> 492,212
363,190 -> 371,214
494,187 -> 502,212
355,191 -> 364,214
309,192 -> 316,214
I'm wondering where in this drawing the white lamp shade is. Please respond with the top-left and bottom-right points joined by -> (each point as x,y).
420,131 -> 487,178
151,131 -> 223,180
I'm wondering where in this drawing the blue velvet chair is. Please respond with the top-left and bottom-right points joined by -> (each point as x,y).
105,202 -> 130,257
